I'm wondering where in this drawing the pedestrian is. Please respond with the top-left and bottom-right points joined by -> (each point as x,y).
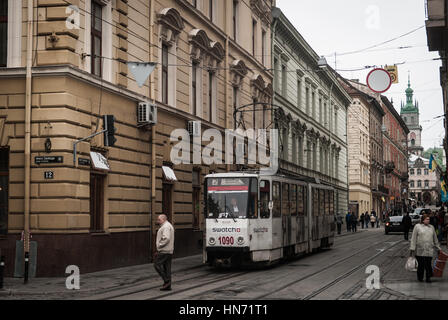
370,214 -> 376,228
154,214 -> 175,291
364,212 -> 370,228
360,212 -> 365,229
410,214 -> 441,283
402,212 -> 412,241
336,214 -> 343,235
346,212 -> 351,232
430,212 -> 438,230
351,213 -> 358,232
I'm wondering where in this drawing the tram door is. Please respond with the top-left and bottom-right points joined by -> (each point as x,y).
282,183 -> 291,247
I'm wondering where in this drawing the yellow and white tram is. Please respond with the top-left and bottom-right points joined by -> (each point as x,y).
203,171 -> 336,267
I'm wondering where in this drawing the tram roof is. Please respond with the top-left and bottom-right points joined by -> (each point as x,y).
205,172 -> 260,178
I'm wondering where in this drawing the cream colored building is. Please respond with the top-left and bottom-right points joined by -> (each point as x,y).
0,0 -> 272,276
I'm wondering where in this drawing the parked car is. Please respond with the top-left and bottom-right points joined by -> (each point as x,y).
413,207 -> 432,216
385,216 -> 404,234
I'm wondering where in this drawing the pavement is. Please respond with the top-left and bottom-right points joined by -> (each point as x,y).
2,225 -> 448,300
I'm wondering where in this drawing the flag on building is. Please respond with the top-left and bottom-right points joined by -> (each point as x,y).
429,154 -> 437,172
441,175 -> 447,194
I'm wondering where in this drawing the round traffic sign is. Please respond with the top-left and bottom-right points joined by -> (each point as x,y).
366,68 -> 392,93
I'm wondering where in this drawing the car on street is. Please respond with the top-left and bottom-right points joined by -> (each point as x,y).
385,216 -> 404,234
410,214 -> 421,226
413,207 -> 432,216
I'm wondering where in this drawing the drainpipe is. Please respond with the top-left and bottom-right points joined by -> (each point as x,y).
149,0 -> 156,261
24,0 -> 34,283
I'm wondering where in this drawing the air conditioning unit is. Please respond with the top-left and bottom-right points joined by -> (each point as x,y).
137,102 -> 157,125
188,121 -> 201,137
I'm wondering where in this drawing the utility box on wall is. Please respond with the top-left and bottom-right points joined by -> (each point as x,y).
14,241 -> 37,278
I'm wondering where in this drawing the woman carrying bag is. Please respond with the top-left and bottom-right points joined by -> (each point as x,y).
410,214 -> 442,283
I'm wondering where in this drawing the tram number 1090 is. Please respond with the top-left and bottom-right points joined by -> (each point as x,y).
218,236 -> 234,245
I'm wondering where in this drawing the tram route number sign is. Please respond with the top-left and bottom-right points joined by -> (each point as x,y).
44,171 -> 54,179
35,156 -> 63,164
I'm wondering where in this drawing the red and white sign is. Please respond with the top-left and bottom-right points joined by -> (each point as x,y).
366,68 -> 392,93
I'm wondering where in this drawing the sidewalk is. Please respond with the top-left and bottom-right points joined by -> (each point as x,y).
0,254 -> 204,300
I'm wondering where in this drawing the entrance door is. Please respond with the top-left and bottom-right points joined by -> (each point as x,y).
90,173 -> 104,232
0,148 -> 8,235
162,183 -> 173,221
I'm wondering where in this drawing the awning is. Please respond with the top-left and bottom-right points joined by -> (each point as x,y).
90,152 -> 110,171
162,166 -> 177,181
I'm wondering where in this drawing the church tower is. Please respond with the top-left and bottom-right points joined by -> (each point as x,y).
400,74 -> 423,155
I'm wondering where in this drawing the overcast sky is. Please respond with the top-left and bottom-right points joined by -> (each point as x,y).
276,0 -> 444,150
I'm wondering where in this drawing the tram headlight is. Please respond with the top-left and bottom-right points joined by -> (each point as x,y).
208,237 -> 216,245
237,236 -> 244,245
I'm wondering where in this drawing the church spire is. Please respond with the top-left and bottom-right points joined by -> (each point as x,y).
401,71 -> 417,114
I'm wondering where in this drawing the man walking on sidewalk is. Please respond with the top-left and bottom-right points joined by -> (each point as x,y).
402,212 -> 412,241
154,214 -> 175,291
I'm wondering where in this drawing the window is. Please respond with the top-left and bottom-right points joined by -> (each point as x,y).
325,190 -> 330,215
417,169 -> 421,175
424,180 -> 429,187
209,0 -> 213,20
91,1 -> 103,77
273,181 -> 281,217
410,180 -> 414,187
298,136 -> 303,166
274,57 -> 279,92
261,30 -> 266,65
252,19 -> 257,56
252,98 -> 258,129
281,64 -> 287,96
209,71 -> 214,122
305,87 -> 310,115
319,146 -> 323,172
232,0 -> 238,41
297,185 -> 304,216
282,183 -> 290,216
260,180 -> 270,218
233,86 -> 238,128
0,0 -> 7,67
192,62 -> 198,115
248,178 -> 258,218
313,189 -> 319,216
311,91 -> 315,118
417,180 -> 422,187
312,143 -> 317,171
292,134 -> 297,164
193,0 -> 198,8
410,168 -> 414,175
291,184 -> 297,216
0,147 -> 9,234
319,98 -> 322,123
161,44 -> 169,104
424,169 -> 429,175
297,79 -> 302,108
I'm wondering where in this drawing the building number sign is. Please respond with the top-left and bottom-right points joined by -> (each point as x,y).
44,171 -> 54,179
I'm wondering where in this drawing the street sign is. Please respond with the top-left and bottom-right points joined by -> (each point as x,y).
44,171 -> 54,179
35,156 -> 63,164
366,68 -> 392,93
78,158 -> 91,166
385,65 -> 398,84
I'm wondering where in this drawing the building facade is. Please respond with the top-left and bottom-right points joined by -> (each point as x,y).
408,154 -> 441,205
400,77 -> 423,156
425,0 -> 448,170
0,0 -> 273,276
339,79 -> 386,217
347,81 -> 409,214
271,7 -> 351,217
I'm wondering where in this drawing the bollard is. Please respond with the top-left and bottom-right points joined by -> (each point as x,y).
24,252 -> 29,284
0,256 -> 4,289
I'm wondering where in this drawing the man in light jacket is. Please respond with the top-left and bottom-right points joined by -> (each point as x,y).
410,214 -> 441,283
154,214 -> 175,290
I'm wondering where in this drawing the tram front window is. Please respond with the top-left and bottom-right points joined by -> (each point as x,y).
206,177 -> 257,219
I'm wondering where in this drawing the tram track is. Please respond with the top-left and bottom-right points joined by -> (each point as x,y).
156,234 -> 402,300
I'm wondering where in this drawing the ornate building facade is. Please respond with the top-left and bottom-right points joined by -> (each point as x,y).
271,7 -> 351,217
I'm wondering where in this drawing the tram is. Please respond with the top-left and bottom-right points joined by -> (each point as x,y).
203,171 -> 336,267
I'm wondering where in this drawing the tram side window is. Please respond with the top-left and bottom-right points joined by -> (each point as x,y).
282,183 -> 290,216
313,189 -> 319,216
297,185 -> 304,215
260,180 -> 270,219
291,184 -> 297,216
330,191 -> 334,215
325,190 -> 330,215
248,178 -> 258,218
273,181 -> 281,218
319,190 -> 325,216
303,186 -> 308,216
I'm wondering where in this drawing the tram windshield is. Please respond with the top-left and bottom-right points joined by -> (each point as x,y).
206,177 -> 257,219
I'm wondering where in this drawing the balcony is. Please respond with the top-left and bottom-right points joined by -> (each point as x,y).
425,0 -> 448,51
385,161 -> 395,174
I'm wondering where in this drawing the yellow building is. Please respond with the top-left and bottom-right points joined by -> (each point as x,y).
0,0 -> 272,276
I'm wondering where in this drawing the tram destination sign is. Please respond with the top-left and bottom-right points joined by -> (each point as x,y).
35,156 -> 63,164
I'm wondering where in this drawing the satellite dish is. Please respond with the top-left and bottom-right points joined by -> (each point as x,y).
366,68 -> 392,93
